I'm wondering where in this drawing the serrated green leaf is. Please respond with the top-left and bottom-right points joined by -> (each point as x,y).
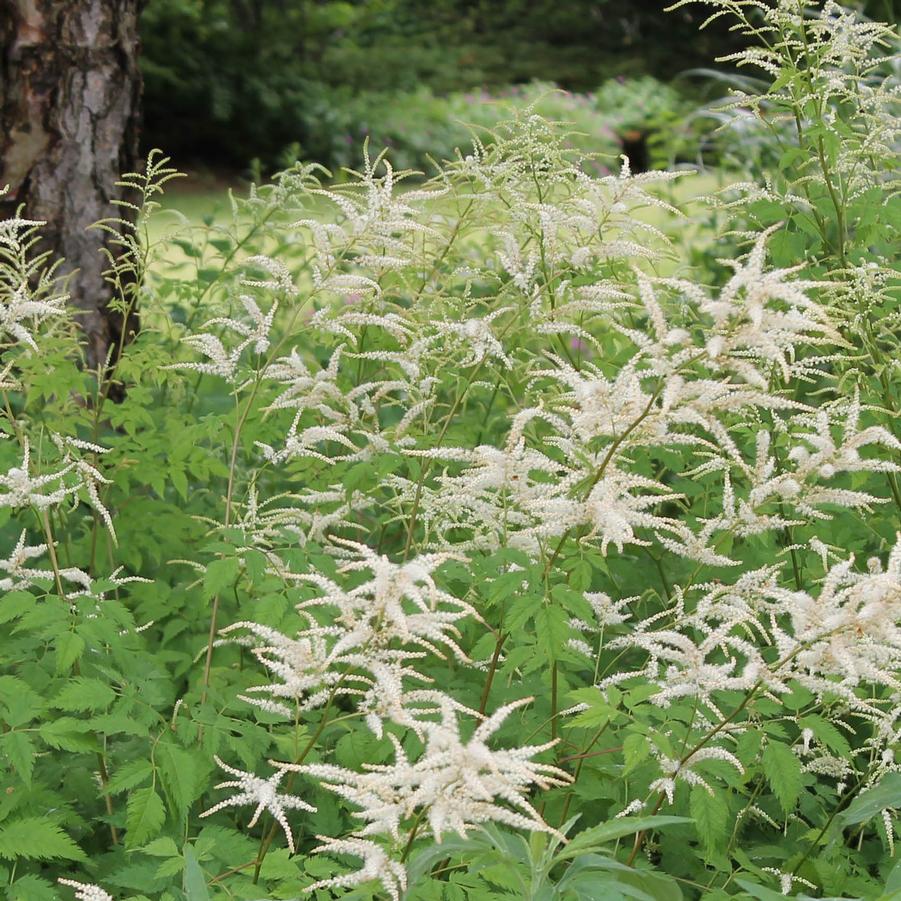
8,874 -> 57,901
488,570 -> 527,604
798,715 -> 850,758
623,732 -> 650,775
762,741 -> 802,813
0,591 -> 35,624
243,548 -> 268,583
158,743 -> 198,819
38,717 -> 99,752
689,785 -> 727,858
54,631 -> 85,673
183,844 -> 212,900
141,836 -> 180,857
53,677 -> 115,711
126,787 -> 166,848
568,687 -> 616,729
0,676 -> 43,726
566,558 -> 593,592
88,712 -> 147,737
171,466 -> 189,500
503,592 -> 542,632
0,817 -> 84,861
155,854 -> 186,879
550,584 -> 595,622
203,557 -> 240,598
535,604 -> 571,661
1,732 -> 34,786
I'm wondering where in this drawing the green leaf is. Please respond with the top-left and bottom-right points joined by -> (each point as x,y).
798,715 -> 850,757
503,592 -> 543,632
0,591 -> 35,624
840,773 -> 901,826
535,604 -> 571,661
0,817 -> 84,861
54,631 -> 85,673
141,837 -> 180,857
53,677 -> 115,711
556,816 -> 690,862
734,878 -> 794,901
488,570 -> 527,605
623,732 -> 651,775
203,557 -> 240,598
689,786 -> 727,859
8,874 -> 58,901
762,741 -> 802,813
886,854 -> 901,893
126,787 -> 166,849
183,844 -> 211,901
560,854 -> 683,901
567,687 -> 616,727
158,743 -> 199,820
171,466 -> 189,500
0,676 -> 43,726
567,558 -> 594,592
0,732 -> 34,786
550,584 -> 595,622
243,548 -> 269,584
38,717 -> 99,753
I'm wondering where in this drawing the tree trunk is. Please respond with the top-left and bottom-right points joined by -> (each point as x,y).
0,0 -> 142,373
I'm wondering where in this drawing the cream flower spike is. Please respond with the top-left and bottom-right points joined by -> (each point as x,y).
305,835 -> 407,901
200,756 -> 316,853
58,880 -> 114,901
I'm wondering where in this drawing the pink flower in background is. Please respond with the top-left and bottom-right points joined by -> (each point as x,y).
570,337 -> 592,358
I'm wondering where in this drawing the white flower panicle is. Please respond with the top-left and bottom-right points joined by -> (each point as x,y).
280,697 -> 569,895
305,835 -> 408,901
296,540 -> 478,659
200,756 -> 315,853
0,213 -> 67,350
57,880 -> 114,901
0,436 -> 115,538
649,745 -> 745,805
160,95 -> 901,895
0,529 -> 91,592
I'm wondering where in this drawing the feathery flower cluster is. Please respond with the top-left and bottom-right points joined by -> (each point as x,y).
162,84 -> 901,899
0,209 -> 67,350
57,880 -> 114,901
0,530 -> 91,592
199,757 -> 315,853
277,699 -> 568,898
600,536 -> 901,801
0,436 -> 115,538
206,537 -> 565,893
648,745 -> 745,805
398,227 -> 883,567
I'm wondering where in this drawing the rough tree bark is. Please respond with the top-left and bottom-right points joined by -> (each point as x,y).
0,0 -> 142,373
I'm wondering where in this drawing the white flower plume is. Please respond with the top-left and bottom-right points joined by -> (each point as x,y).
200,756 -> 315,853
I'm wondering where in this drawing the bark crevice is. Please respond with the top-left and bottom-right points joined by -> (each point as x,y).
1,0 -> 142,375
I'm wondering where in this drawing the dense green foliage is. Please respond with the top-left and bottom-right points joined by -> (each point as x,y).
139,0 -> 731,168
2,3 -> 901,900
140,0 -> 898,170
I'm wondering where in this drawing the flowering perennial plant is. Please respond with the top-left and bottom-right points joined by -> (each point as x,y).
1,3 -> 899,899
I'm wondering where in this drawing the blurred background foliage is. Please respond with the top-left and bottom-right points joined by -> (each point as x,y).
140,0 -> 899,176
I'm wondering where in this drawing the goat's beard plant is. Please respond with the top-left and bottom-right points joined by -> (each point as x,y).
1,4 -> 899,899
